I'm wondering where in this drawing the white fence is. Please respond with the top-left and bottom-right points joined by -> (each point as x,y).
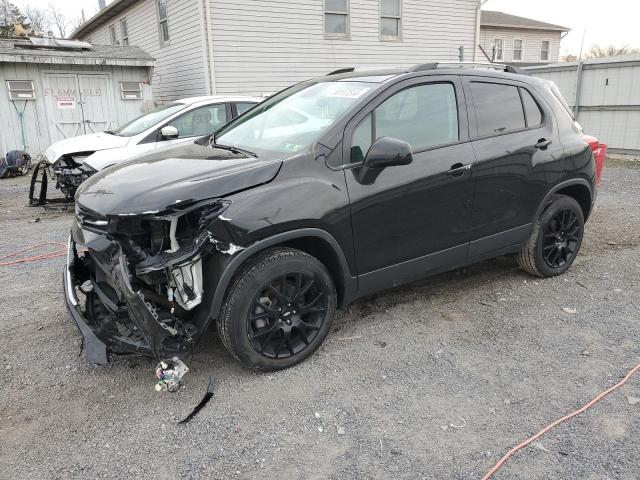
526,54 -> 640,154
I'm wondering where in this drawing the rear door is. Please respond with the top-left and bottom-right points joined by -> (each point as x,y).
462,77 -> 561,258
343,76 -> 476,289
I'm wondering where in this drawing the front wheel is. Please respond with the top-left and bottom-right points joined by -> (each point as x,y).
518,194 -> 585,277
217,248 -> 337,371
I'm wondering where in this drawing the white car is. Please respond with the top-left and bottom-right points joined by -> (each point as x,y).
41,95 -> 262,199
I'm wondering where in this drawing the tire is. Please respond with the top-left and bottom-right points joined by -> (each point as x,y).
517,194 -> 584,277
217,247 -> 337,371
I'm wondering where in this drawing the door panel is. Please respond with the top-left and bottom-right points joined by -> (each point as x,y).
343,76 -> 476,276
347,142 -> 476,274
44,74 -> 84,142
78,75 -> 113,133
463,77 -> 563,253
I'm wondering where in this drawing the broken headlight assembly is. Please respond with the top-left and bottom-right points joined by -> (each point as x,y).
102,200 -> 231,312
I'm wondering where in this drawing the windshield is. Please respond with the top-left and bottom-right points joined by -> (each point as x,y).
216,81 -> 375,154
110,103 -> 187,137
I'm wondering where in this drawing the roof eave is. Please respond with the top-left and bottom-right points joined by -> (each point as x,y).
481,23 -> 570,32
71,0 -> 141,39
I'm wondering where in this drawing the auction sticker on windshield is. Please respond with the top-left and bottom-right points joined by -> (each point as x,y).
328,85 -> 372,99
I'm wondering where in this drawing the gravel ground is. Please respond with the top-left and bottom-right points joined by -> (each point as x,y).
1,163 -> 639,480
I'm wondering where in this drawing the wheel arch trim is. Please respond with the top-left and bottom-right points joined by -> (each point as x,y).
539,178 -> 594,218
209,228 -> 357,320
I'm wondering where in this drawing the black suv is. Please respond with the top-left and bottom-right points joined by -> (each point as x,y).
65,64 -> 596,371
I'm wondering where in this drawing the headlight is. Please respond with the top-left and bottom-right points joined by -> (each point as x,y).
107,200 -> 230,262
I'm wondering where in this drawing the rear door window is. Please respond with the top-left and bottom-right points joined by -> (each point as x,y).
236,102 -> 256,116
470,82 -> 525,136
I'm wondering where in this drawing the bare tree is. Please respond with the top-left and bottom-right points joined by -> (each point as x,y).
585,44 -> 640,59
24,5 -> 50,34
47,2 -> 69,38
70,12 -> 85,34
0,0 -> 28,38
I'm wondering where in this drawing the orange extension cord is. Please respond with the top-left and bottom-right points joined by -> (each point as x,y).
0,242 -> 67,267
482,362 -> 640,479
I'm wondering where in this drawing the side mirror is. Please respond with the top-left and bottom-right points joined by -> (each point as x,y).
160,125 -> 179,140
363,137 -> 413,169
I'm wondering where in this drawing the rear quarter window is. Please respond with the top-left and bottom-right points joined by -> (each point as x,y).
470,82 -> 525,136
521,88 -> 543,127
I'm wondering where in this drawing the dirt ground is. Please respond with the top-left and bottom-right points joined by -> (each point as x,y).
1,163 -> 639,480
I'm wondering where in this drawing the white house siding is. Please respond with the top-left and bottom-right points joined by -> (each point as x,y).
0,62 -> 152,155
208,0 -> 479,95
78,0 -> 208,103
478,27 -> 561,64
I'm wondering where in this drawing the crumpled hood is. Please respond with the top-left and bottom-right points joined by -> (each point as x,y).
45,132 -> 131,164
76,142 -> 283,216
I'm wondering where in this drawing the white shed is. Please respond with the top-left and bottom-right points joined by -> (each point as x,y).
0,37 -> 155,157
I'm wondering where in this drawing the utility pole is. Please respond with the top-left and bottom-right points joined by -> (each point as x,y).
573,29 -> 586,119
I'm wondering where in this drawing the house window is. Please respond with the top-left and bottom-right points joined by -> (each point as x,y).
157,0 -> 170,45
494,38 -> 504,61
541,40 -> 550,61
380,0 -> 401,40
108,24 -> 118,45
325,0 -> 349,37
513,39 -> 523,61
120,19 -> 129,46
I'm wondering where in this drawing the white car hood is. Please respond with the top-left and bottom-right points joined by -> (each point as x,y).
44,132 -> 131,165
83,146 -> 147,171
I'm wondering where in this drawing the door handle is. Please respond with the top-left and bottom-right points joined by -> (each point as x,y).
447,163 -> 472,177
535,138 -> 552,150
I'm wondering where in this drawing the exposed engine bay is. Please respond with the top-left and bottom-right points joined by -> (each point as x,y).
51,153 -> 97,198
65,198 -> 243,364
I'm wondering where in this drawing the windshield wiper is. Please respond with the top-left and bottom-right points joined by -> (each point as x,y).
104,130 -> 121,136
209,139 -> 258,158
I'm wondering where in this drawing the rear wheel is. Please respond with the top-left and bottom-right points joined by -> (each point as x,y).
217,248 -> 337,371
518,194 -> 584,277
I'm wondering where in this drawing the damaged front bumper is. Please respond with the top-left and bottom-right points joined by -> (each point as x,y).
63,237 -> 109,365
64,198 -> 244,364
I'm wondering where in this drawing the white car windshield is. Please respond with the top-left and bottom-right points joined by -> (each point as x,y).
109,103 -> 187,137
216,81 -> 375,154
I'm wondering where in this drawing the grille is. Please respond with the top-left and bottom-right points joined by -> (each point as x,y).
76,203 -> 108,234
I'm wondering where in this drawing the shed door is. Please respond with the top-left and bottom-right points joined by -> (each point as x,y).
44,73 -> 115,142
44,73 -> 85,141
78,74 -> 114,133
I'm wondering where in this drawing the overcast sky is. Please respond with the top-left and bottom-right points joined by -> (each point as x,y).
12,0 -> 640,56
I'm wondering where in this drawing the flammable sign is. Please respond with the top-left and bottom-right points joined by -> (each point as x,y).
56,96 -> 76,109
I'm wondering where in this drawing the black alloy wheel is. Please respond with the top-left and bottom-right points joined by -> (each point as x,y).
217,248 -> 337,371
517,194 -> 585,278
247,272 -> 328,359
542,209 -> 582,269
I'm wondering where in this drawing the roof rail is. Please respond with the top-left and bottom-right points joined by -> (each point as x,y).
407,62 -> 529,75
327,67 -> 355,76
